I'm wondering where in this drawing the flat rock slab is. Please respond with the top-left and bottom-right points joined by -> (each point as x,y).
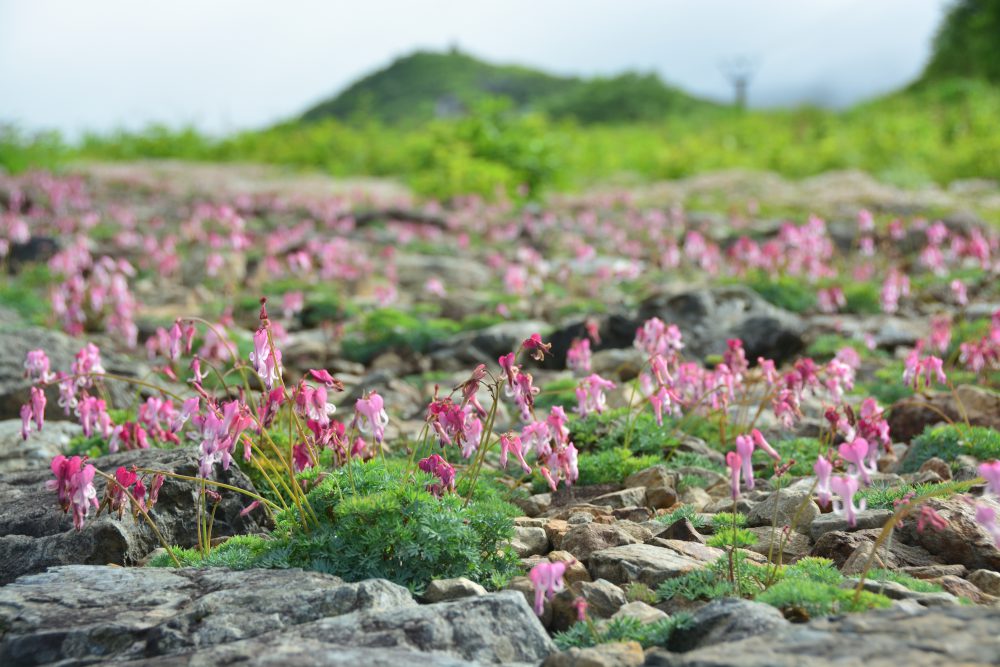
0,447 -> 265,584
589,542 -> 722,588
645,605 -> 1000,666
0,565 -> 555,666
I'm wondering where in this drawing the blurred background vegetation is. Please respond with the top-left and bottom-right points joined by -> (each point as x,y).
3,0 -> 998,200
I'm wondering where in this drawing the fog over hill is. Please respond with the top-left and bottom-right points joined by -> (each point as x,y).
1,0 -> 949,135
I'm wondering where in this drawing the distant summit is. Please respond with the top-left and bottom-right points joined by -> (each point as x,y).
300,49 -> 717,125
920,0 -> 1000,84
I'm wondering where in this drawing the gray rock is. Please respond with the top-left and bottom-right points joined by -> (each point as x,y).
430,320 -> 550,368
646,605 -> 1000,666
422,577 -> 488,603
624,465 -> 677,509
589,542 -> 718,588
0,326 -> 140,421
897,497 -> 1000,572
512,526 -> 550,557
668,597 -> 789,653
513,492 -> 552,517
746,526 -> 811,564
747,489 -> 820,534
592,487 -> 647,509
561,523 -> 641,561
968,569 -> 1000,596
0,565 -> 553,665
611,600 -> 668,624
0,419 -> 80,474
637,286 -> 805,365
809,509 -> 893,541
543,641 -> 645,667
0,447 -> 264,584
844,577 -> 960,607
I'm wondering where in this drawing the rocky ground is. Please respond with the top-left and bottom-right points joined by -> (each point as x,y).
1,162 -> 1000,666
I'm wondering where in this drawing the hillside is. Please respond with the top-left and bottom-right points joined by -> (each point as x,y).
919,0 -> 1000,84
299,49 -> 717,125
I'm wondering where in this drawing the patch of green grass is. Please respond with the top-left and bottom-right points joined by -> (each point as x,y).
858,479 -> 969,510
553,614 -> 694,650
656,504 -> 707,528
759,438 -> 824,479
868,569 -> 944,593
901,424 -> 1000,473
575,447 -> 661,487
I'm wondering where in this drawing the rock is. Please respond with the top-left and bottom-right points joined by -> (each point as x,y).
0,419 -> 80,474
747,489 -> 820,534
680,487 -> 711,511
968,569 -> 1000,596
637,286 -> 805,365
657,518 -> 706,544
541,314 -> 640,370
430,320 -> 550,368
611,600 -> 668,624
0,325 -> 140,421
0,447 -> 264,584
624,465 -> 678,510
0,566 -> 423,665
841,543 -> 888,575
667,598 -> 789,653
512,526 -> 550,557
645,604 -> 1000,666
543,641 -> 645,667
746,526 -> 811,564
703,496 -> 757,515
897,497 -> 1000,571
550,578 -> 626,632
592,487 -> 647,510
590,348 -> 645,382
421,577 -> 488,603
918,457 -> 952,481
810,529 -> 936,569
847,577 -> 960,607
931,574 -> 998,604
889,385 -> 1000,444
545,519 -> 571,550
548,550 -> 592,586
672,436 -> 726,467
561,523 -> 642,561
613,506 -> 653,522
507,575 -> 554,627
809,509 -> 893,541
898,564 -> 967,579
513,492 -> 552,517
589,542 -> 718,588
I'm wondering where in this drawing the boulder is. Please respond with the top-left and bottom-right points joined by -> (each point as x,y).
747,488 -> 820,534
667,597 -> 789,653
421,577 -> 488,603
589,542 -> 720,588
897,497 -> 1000,571
560,523 -> 642,561
0,419 -> 80,474
888,385 -> 1000,444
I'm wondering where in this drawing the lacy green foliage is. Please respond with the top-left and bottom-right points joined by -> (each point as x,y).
656,554 -> 891,619
707,512 -> 755,549
151,459 -> 521,593
869,569 -> 945,593
901,424 -> 1000,473
656,504 -> 707,529
843,282 -> 882,315
340,308 -> 498,364
711,512 -> 748,529
759,438 -> 823,479
150,535 -> 273,568
624,582 -> 659,604
570,408 -> 720,457
576,448 -> 661,486
806,335 -> 871,360
741,273 -> 817,314
858,479 -> 968,510
667,451 -> 726,473
553,614 -> 694,651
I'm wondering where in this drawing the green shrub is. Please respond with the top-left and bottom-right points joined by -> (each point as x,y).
843,282 -> 882,315
151,459 -> 521,593
858,479 -> 967,510
576,448 -> 661,486
759,438 -> 824,479
743,273 -> 817,313
656,504 -> 707,528
755,577 -> 891,618
553,614 -> 694,650
570,407 -> 720,457
901,424 -> 1000,473
868,569 -> 944,593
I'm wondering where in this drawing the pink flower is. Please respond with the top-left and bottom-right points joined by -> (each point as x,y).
839,438 -> 875,486
750,429 -> 780,460
573,596 -> 588,621
916,506 -> 948,533
308,368 -> 344,391
975,504 -> 1000,547
814,455 -> 833,507
566,338 -> 592,373
510,371 -> 539,421
528,561 -> 567,616
292,443 -> 313,472
48,455 -> 98,530
23,349 -> 53,382
78,395 -> 112,439
539,466 -> 558,492
734,435 -> 756,491
830,475 -> 866,527
498,353 -> 518,391
726,451 -> 742,500
355,392 -> 389,444
418,454 -> 456,497
574,374 -> 615,417
522,333 -> 552,361
951,279 -> 968,306
979,460 -> 1000,497
248,327 -> 282,390
499,433 -> 531,474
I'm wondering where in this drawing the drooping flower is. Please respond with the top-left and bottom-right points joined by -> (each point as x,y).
574,374 -> 615,417
522,333 -> 552,361
23,349 -> 53,383
566,338 -> 592,374
528,560 -> 567,616
418,453 -> 456,497
499,433 -> 531,474
979,460 -> 1000,497
814,455 -> 833,507
355,392 -> 389,444
838,438 -> 875,486
248,327 -> 282,390
48,455 -> 98,530
726,451 -> 742,500
975,504 -> 1000,547
830,475 -> 866,527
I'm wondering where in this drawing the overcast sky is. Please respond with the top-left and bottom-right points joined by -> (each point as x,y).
0,0 -> 951,137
